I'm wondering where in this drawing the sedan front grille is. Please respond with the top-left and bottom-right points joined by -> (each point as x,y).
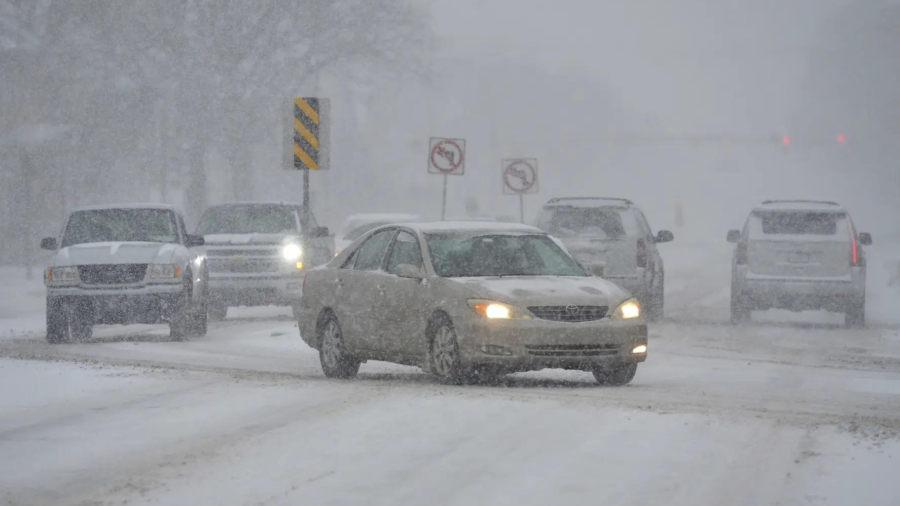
525,344 -> 619,357
528,305 -> 608,322
78,264 -> 148,285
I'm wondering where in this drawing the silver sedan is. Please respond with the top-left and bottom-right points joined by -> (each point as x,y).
297,222 -> 648,385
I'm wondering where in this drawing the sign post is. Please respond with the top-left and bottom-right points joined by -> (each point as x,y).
428,137 -> 466,220
284,97 -> 330,231
501,158 -> 539,223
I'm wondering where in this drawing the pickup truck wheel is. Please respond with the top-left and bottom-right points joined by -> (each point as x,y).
730,281 -> 750,325
208,302 -> 228,321
46,297 -> 70,344
592,362 -> 637,386
66,299 -> 94,342
170,273 -> 205,340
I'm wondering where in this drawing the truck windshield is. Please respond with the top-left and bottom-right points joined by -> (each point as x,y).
196,205 -> 297,235
62,209 -> 178,247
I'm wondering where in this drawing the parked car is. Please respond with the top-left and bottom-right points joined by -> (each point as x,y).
334,213 -> 418,256
728,200 -> 872,327
195,202 -> 333,319
40,204 -> 208,343
535,197 -> 673,320
298,222 -> 648,385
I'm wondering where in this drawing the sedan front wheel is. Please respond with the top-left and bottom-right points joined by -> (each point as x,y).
318,315 -> 359,379
430,319 -> 465,384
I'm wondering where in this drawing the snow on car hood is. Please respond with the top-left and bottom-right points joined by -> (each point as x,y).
53,242 -> 179,267
203,233 -> 297,246
455,276 -> 630,308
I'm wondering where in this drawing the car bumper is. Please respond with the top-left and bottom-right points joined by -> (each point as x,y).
454,318 -> 648,371
47,284 -> 186,324
208,275 -> 304,306
735,266 -> 865,311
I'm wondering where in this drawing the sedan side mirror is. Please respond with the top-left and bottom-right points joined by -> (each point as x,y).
313,227 -> 330,238
40,237 -> 58,251
726,230 -> 741,243
858,232 -> 873,246
185,234 -> 205,247
656,230 -> 674,243
395,263 -> 425,280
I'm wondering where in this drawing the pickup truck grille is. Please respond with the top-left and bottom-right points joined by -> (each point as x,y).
528,305 -> 608,322
78,264 -> 148,285
207,258 -> 280,274
206,248 -> 278,257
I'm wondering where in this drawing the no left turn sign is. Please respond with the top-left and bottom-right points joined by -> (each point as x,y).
502,158 -> 539,195
429,137 -> 466,175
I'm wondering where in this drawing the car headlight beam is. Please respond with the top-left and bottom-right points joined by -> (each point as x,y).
282,243 -> 303,262
613,298 -> 642,320
467,300 -> 532,320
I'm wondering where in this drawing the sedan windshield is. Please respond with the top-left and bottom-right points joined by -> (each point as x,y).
425,233 -> 587,277
196,205 -> 297,235
62,209 -> 177,247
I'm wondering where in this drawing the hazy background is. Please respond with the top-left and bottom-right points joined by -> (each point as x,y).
2,0 -> 898,265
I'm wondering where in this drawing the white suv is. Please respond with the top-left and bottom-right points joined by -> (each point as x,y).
535,198 -> 674,320
727,200 -> 873,327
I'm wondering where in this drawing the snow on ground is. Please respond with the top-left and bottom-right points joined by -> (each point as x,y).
2,240 -> 900,505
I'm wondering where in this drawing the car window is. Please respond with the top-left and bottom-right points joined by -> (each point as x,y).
297,208 -> 318,233
354,230 -> 396,271
633,208 -> 653,236
176,214 -> 188,244
749,211 -> 846,238
546,207 -> 639,239
343,222 -> 392,241
386,231 -> 424,274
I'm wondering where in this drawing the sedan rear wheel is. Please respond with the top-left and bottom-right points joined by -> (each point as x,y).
430,321 -> 464,384
319,316 -> 359,379
592,362 -> 637,386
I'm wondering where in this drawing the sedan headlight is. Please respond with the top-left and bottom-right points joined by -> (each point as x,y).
612,298 -> 641,320
149,264 -> 181,281
45,266 -> 78,285
467,299 -> 532,320
282,243 -> 303,262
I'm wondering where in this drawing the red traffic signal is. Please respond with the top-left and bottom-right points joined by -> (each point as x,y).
781,136 -> 790,146
837,134 -> 846,143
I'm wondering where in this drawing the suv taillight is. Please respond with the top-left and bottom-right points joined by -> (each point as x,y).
848,220 -> 859,266
637,239 -> 647,268
735,242 -> 748,265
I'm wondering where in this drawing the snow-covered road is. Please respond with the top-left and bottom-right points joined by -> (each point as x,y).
2,239 -> 900,506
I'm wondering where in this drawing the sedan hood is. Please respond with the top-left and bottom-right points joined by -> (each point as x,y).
53,242 -> 179,267
456,276 -> 630,308
204,233 -> 296,246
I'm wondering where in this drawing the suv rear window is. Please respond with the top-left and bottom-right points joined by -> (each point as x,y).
544,207 -> 637,239
757,212 -> 840,236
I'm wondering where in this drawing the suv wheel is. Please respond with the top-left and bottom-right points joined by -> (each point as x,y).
845,296 -> 866,328
645,275 -> 665,321
730,281 -> 750,325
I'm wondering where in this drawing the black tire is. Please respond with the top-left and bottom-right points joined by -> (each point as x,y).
171,273 -> 206,340
318,314 -> 360,379
208,301 -> 228,321
66,298 -> 94,342
645,275 -> 665,322
592,362 -> 638,386
845,296 -> 866,328
46,297 -> 70,344
730,281 -> 750,325
428,315 -> 466,384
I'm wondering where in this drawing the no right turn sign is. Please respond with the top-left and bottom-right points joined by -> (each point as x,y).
502,159 -> 539,195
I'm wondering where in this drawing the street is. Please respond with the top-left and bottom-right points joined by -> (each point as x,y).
2,241 -> 900,505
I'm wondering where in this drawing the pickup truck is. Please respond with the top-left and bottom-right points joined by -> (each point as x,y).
194,202 -> 334,319
41,204 -> 209,343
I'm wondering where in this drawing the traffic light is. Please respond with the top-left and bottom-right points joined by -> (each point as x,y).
781,136 -> 790,146
837,134 -> 846,143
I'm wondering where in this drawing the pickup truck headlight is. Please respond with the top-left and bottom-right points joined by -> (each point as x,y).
45,266 -> 78,285
612,298 -> 641,320
149,264 -> 181,281
467,299 -> 532,320
282,243 -> 303,262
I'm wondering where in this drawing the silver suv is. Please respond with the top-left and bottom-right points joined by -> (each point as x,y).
727,200 -> 873,327
535,198 -> 674,320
